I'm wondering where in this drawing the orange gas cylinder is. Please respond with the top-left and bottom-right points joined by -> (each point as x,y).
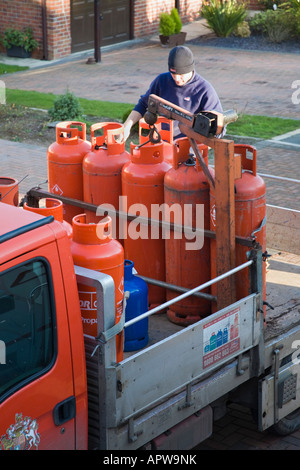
47,121 -> 91,224
0,177 -> 19,206
210,144 -> 266,313
23,197 -> 72,239
122,142 -> 172,307
164,137 -> 213,325
139,117 -> 174,165
82,122 -> 130,237
71,214 -> 124,362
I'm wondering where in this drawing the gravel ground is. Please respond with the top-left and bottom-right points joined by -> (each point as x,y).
188,34 -> 300,54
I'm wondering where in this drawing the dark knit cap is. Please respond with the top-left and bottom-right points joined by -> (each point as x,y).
168,46 -> 195,75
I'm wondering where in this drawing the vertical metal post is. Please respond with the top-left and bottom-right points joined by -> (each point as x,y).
249,245 -> 265,377
41,0 -> 48,60
74,266 -> 116,449
94,0 -> 101,62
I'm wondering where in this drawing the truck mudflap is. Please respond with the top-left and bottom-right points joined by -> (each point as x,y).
75,264 -> 263,450
146,406 -> 213,451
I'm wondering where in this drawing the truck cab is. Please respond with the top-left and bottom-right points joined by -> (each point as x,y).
0,203 -> 87,450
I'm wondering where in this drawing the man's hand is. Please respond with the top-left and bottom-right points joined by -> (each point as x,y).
115,110 -> 142,143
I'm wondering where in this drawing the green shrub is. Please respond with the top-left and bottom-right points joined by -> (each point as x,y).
201,0 -> 247,37
295,9 -> 300,35
159,8 -> 182,36
170,8 -> 182,34
48,91 -> 84,121
233,20 -> 251,37
249,9 -> 297,41
281,0 -> 300,35
159,12 -> 176,36
1,27 -> 38,52
249,12 -> 267,34
256,0 -> 286,9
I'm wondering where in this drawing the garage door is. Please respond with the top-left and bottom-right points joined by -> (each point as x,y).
71,0 -> 131,53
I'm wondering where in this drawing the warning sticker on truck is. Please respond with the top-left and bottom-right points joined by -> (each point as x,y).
203,307 -> 240,369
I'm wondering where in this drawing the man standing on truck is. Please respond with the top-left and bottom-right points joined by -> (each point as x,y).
120,45 -> 224,141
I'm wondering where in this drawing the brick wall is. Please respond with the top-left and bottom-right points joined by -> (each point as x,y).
46,0 -> 71,60
247,0 -> 262,10
0,0 -> 43,58
0,0 -> 261,61
134,0 -> 202,38
0,0 -> 70,60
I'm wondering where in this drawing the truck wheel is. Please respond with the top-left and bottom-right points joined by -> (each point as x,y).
270,409 -> 300,436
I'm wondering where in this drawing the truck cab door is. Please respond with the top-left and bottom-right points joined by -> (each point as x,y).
0,244 -> 77,450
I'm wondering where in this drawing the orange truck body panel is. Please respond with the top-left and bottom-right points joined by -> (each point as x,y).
0,203 -> 88,450
164,138 -> 213,325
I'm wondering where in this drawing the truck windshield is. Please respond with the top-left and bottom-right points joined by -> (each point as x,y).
0,259 -> 55,400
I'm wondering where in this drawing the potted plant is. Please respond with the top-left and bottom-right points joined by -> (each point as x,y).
159,8 -> 187,47
1,27 -> 38,58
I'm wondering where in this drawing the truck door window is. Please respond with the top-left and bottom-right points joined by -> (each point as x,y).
0,259 -> 55,400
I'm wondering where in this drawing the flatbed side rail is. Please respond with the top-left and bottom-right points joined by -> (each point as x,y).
114,294 -> 258,425
123,260 -> 253,329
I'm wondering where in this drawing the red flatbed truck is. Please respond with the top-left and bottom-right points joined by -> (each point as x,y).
0,99 -> 300,450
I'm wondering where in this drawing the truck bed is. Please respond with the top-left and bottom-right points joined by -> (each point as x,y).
81,248 -> 300,450
124,250 -> 300,355
264,250 -> 300,342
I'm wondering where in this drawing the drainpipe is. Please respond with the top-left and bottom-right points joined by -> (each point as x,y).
41,0 -> 48,60
94,0 -> 101,62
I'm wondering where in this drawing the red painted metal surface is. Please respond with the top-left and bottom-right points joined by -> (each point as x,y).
0,177 -> 19,206
122,142 -> 171,306
164,137 -> 213,325
47,121 -> 91,223
71,214 -> 124,362
83,122 -> 130,238
23,197 -> 72,239
139,116 -> 174,165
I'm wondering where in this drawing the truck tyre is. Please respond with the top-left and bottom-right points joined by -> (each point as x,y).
270,409 -> 300,436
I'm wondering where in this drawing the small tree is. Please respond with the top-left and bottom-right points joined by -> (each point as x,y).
159,12 -> 176,36
159,8 -> 182,36
170,8 -> 182,34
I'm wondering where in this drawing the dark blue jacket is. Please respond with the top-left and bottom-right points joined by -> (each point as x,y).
134,71 -> 224,138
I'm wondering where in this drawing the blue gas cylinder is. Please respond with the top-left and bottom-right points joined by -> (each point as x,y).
124,260 -> 149,352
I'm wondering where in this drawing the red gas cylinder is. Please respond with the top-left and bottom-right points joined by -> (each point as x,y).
122,141 -> 172,307
164,137 -> 213,325
0,177 -> 19,206
210,144 -> 266,312
23,197 -> 72,239
71,214 -> 124,362
139,117 -> 174,165
82,122 -> 130,238
47,121 -> 91,224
